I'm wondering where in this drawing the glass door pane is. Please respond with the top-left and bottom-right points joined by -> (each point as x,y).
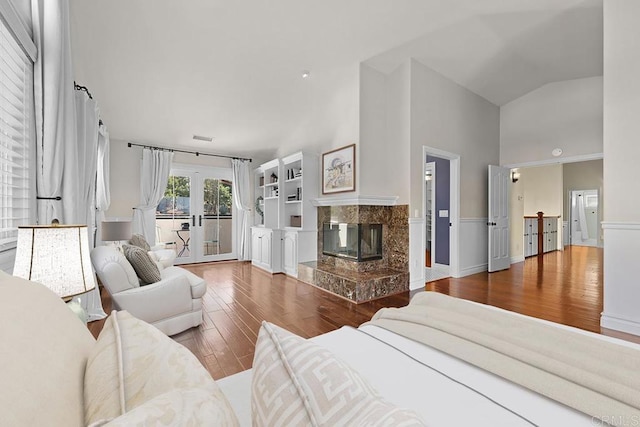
201,177 -> 233,260
156,174 -> 195,264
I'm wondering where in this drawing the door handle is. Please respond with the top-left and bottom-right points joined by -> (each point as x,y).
192,215 -> 196,226
199,215 -> 202,227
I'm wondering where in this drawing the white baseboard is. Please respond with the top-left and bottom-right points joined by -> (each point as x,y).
510,255 -> 525,264
601,314 -> 640,337
410,278 -> 425,291
458,263 -> 487,277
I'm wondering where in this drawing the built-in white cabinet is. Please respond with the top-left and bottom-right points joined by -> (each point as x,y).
251,227 -> 282,273
281,152 -> 318,230
524,216 -> 559,257
254,159 -> 283,229
282,231 -> 298,276
251,152 -> 318,276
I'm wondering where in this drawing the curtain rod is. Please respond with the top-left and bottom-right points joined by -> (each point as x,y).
127,142 -> 252,162
74,82 -> 92,99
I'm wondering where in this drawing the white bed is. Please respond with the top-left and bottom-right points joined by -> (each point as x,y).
218,294 -> 640,426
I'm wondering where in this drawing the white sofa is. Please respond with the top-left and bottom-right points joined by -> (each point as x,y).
148,243 -> 177,268
91,245 -> 206,336
0,271 -> 238,426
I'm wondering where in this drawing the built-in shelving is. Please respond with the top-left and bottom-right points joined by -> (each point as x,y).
252,152 -> 318,277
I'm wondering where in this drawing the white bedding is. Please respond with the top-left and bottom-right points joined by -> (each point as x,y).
218,323 -> 603,426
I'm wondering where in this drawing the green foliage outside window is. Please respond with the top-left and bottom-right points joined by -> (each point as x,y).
157,176 -> 233,217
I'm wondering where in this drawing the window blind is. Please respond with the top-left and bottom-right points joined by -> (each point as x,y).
0,19 -> 33,253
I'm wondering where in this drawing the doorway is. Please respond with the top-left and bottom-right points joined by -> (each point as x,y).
425,162 -> 435,268
156,165 -> 236,264
570,189 -> 599,247
422,146 -> 459,281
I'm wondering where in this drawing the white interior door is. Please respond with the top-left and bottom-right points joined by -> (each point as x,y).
488,165 -> 510,272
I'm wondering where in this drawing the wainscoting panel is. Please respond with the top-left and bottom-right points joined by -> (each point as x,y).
459,218 -> 488,277
409,217 -> 425,290
601,222 -> 640,336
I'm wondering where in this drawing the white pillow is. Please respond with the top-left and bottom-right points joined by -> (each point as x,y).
251,321 -> 426,426
146,250 -> 165,271
84,311 -> 239,426
84,311 -> 126,425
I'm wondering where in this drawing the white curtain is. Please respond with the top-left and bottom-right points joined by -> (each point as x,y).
74,91 -> 106,321
32,0 -> 106,320
95,124 -> 111,244
231,159 -> 251,260
132,149 -> 174,246
32,0 -> 79,224
75,91 -> 99,247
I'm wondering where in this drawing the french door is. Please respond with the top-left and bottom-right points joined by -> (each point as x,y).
156,166 -> 235,264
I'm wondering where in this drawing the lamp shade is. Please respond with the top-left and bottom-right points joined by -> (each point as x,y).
101,220 -> 132,242
13,225 -> 96,299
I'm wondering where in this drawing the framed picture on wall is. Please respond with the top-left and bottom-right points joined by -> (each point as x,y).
322,144 -> 355,194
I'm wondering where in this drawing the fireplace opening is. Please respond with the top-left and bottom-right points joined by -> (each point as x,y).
322,222 -> 383,262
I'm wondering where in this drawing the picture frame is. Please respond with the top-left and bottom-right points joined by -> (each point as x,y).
322,144 -> 355,194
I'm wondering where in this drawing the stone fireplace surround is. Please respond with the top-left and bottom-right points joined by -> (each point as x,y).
298,203 -> 409,303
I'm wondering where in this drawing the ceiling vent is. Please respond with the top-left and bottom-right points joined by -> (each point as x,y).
192,135 -> 213,142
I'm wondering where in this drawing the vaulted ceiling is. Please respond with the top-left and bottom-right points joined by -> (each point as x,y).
69,0 -> 602,158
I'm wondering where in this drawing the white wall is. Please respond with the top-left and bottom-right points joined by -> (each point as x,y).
500,77 -> 603,166
275,67 -> 360,161
358,64 -> 388,199
386,62 -> 411,205
409,59 -> 500,219
357,62 -> 411,204
406,59 -> 499,278
509,176 -> 525,261
601,0 -> 640,335
521,164 -> 563,218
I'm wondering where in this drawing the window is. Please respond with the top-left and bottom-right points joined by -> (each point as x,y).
0,16 -> 35,254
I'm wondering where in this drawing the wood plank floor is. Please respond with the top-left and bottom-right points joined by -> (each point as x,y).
89,245 -> 639,381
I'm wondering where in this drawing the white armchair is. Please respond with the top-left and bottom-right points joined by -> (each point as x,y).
91,246 -> 205,336
129,233 -> 177,268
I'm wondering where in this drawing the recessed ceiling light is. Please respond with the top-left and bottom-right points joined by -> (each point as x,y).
193,135 -> 213,142
552,148 -> 563,157
301,70 -> 311,79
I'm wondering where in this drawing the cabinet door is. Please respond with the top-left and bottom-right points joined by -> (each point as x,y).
261,231 -> 272,266
251,230 -> 262,263
524,218 -> 531,257
283,231 -> 298,277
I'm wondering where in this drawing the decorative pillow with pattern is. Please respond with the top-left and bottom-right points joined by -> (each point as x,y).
122,244 -> 161,284
84,310 -> 239,426
251,321 -> 426,426
129,234 -> 151,252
